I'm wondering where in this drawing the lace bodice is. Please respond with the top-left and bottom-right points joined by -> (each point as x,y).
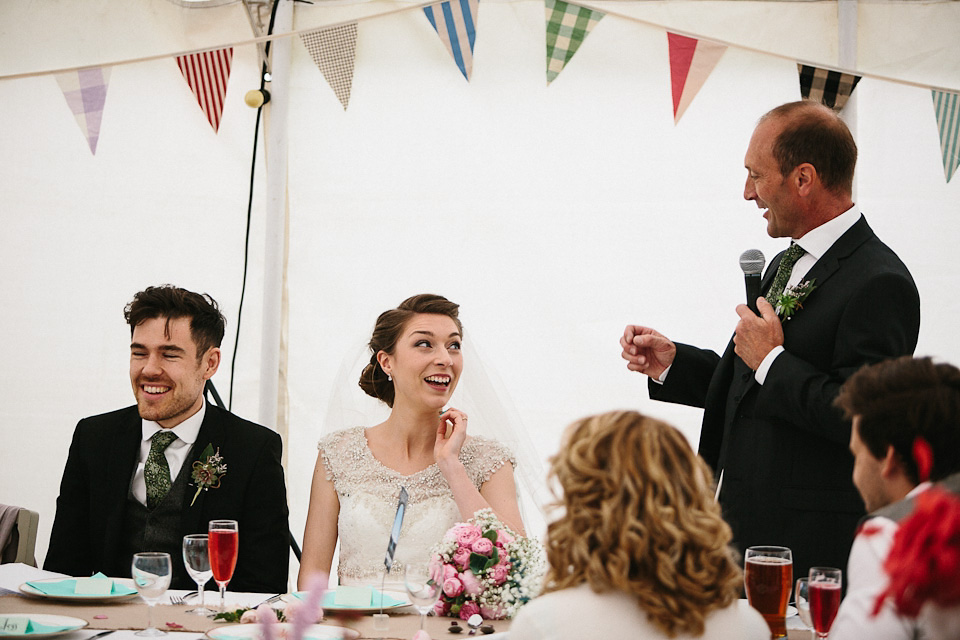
317,426 -> 516,587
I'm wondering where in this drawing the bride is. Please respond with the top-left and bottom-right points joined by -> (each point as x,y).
298,294 -> 526,589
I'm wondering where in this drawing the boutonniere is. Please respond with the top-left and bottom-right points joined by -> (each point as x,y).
189,443 -> 226,506
775,278 -> 817,321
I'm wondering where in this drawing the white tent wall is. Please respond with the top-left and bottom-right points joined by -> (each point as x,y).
2,1 -> 959,584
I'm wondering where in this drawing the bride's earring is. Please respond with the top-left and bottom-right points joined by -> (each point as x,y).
387,374 -> 392,382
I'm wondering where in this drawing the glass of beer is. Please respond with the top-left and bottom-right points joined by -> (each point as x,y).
744,546 -> 793,639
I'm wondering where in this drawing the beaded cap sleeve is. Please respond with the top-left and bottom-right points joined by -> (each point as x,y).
317,426 -> 516,587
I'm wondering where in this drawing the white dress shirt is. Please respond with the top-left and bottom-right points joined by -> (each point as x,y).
129,400 -> 206,506
754,205 -> 862,384
830,482 -> 930,640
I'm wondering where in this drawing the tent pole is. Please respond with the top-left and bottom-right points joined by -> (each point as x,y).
838,0 -> 858,202
259,0 -> 293,433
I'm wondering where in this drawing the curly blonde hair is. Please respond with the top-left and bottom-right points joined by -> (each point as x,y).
543,410 -> 742,637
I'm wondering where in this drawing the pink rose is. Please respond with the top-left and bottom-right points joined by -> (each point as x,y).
481,604 -> 506,620
496,529 -> 514,547
490,563 -> 509,585
471,537 -> 494,556
453,546 -> 472,569
434,600 -> 451,616
459,570 -> 482,596
442,576 -> 464,598
459,601 -> 481,621
239,609 -> 259,624
441,563 -> 457,581
455,524 -> 482,547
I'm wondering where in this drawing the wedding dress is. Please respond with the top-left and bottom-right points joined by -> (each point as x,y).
317,426 -> 516,588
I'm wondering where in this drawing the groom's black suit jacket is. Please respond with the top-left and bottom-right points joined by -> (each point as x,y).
44,403 -> 290,593
650,216 -> 920,581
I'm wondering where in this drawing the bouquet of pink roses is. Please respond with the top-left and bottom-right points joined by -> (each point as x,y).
430,508 -> 544,621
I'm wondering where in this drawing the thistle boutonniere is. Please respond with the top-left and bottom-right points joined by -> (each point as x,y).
775,278 -> 817,321
189,443 -> 226,506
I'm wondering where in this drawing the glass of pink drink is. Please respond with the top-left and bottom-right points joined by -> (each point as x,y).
808,567 -> 842,639
208,520 -> 239,612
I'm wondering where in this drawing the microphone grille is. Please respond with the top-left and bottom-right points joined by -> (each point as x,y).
739,249 -> 765,275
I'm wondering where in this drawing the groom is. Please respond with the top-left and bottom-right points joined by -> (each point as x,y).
620,101 -> 920,583
45,285 -> 289,592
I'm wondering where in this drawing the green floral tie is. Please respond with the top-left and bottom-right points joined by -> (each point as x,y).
145,430 -> 178,510
765,242 -> 806,305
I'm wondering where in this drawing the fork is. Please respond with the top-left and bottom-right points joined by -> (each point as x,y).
169,591 -> 198,605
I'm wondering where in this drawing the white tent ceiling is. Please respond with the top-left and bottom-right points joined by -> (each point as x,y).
1,0 -> 958,577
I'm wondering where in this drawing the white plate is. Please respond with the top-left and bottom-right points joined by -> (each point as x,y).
207,623 -> 359,640
18,578 -> 139,603
282,592 -> 412,614
0,614 -> 87,638
786,605 -> 799,617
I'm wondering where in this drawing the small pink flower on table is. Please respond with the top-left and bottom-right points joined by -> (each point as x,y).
458,601 -> 481,621
412,630 -> 431,640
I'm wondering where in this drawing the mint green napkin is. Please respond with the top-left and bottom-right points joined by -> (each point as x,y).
0,619 -> 77,636
294,588 -> 407,608
26,572 -> 136,597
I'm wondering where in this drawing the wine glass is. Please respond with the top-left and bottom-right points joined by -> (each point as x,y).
404,562 -> 442,631
809,567 -> 842,639
208,519 -> 239,612
182,534 -> 214,616
744,546 -> 792,639
132,552 -> 172,637
795,577 -> 812,628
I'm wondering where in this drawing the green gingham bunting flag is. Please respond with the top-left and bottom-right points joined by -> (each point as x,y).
932,90 -> 960,183
545,0 -> 604,85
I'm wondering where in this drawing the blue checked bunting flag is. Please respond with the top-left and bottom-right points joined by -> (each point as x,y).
301,24 -> 359,110
545,0 -> 604,85
797,64 -> 861,112
55,67 -> 111,155
423,0 -> 478,81
932,90 -> 960,183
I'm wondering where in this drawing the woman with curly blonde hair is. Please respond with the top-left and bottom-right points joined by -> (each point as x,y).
510,410 -> 768,639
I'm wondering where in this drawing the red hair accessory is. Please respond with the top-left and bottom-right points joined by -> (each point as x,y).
912,436 -> 934,483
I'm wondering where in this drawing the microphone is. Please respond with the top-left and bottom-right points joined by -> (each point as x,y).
739,249 -> 766,315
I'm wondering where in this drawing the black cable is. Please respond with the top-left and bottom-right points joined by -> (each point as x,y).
228,0 -> 283,411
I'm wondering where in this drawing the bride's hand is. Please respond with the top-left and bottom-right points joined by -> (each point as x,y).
435,408 -> 468,466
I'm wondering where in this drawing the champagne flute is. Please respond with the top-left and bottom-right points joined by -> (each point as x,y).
182,534 -> 214,616
404,562 -> 442,631
132,552 -> 172,637
744,546 -> 792,639
208,519 -> 239,612
795,577 -> 812,629
809,567 -> 842,639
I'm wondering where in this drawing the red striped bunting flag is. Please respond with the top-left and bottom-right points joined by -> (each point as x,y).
176,48 -> 234,133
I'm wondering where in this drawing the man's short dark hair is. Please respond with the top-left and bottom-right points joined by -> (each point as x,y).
761,100 -> 858,196
124,285 -> 226,359
835,356 -> 960,484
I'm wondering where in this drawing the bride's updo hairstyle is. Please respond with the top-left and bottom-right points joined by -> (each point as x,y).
544,410 -> 741,637
358,294 -> 463,408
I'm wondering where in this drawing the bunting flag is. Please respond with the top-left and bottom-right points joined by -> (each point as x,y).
301,24 -> 359,111
423,0 -> 478,81
797,64 -> 861,112
176,48 -> 233,132
545,0 -> 604,85
667,33 -> 726,124
932,90 -> 960,183
55,67 -> 111,155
